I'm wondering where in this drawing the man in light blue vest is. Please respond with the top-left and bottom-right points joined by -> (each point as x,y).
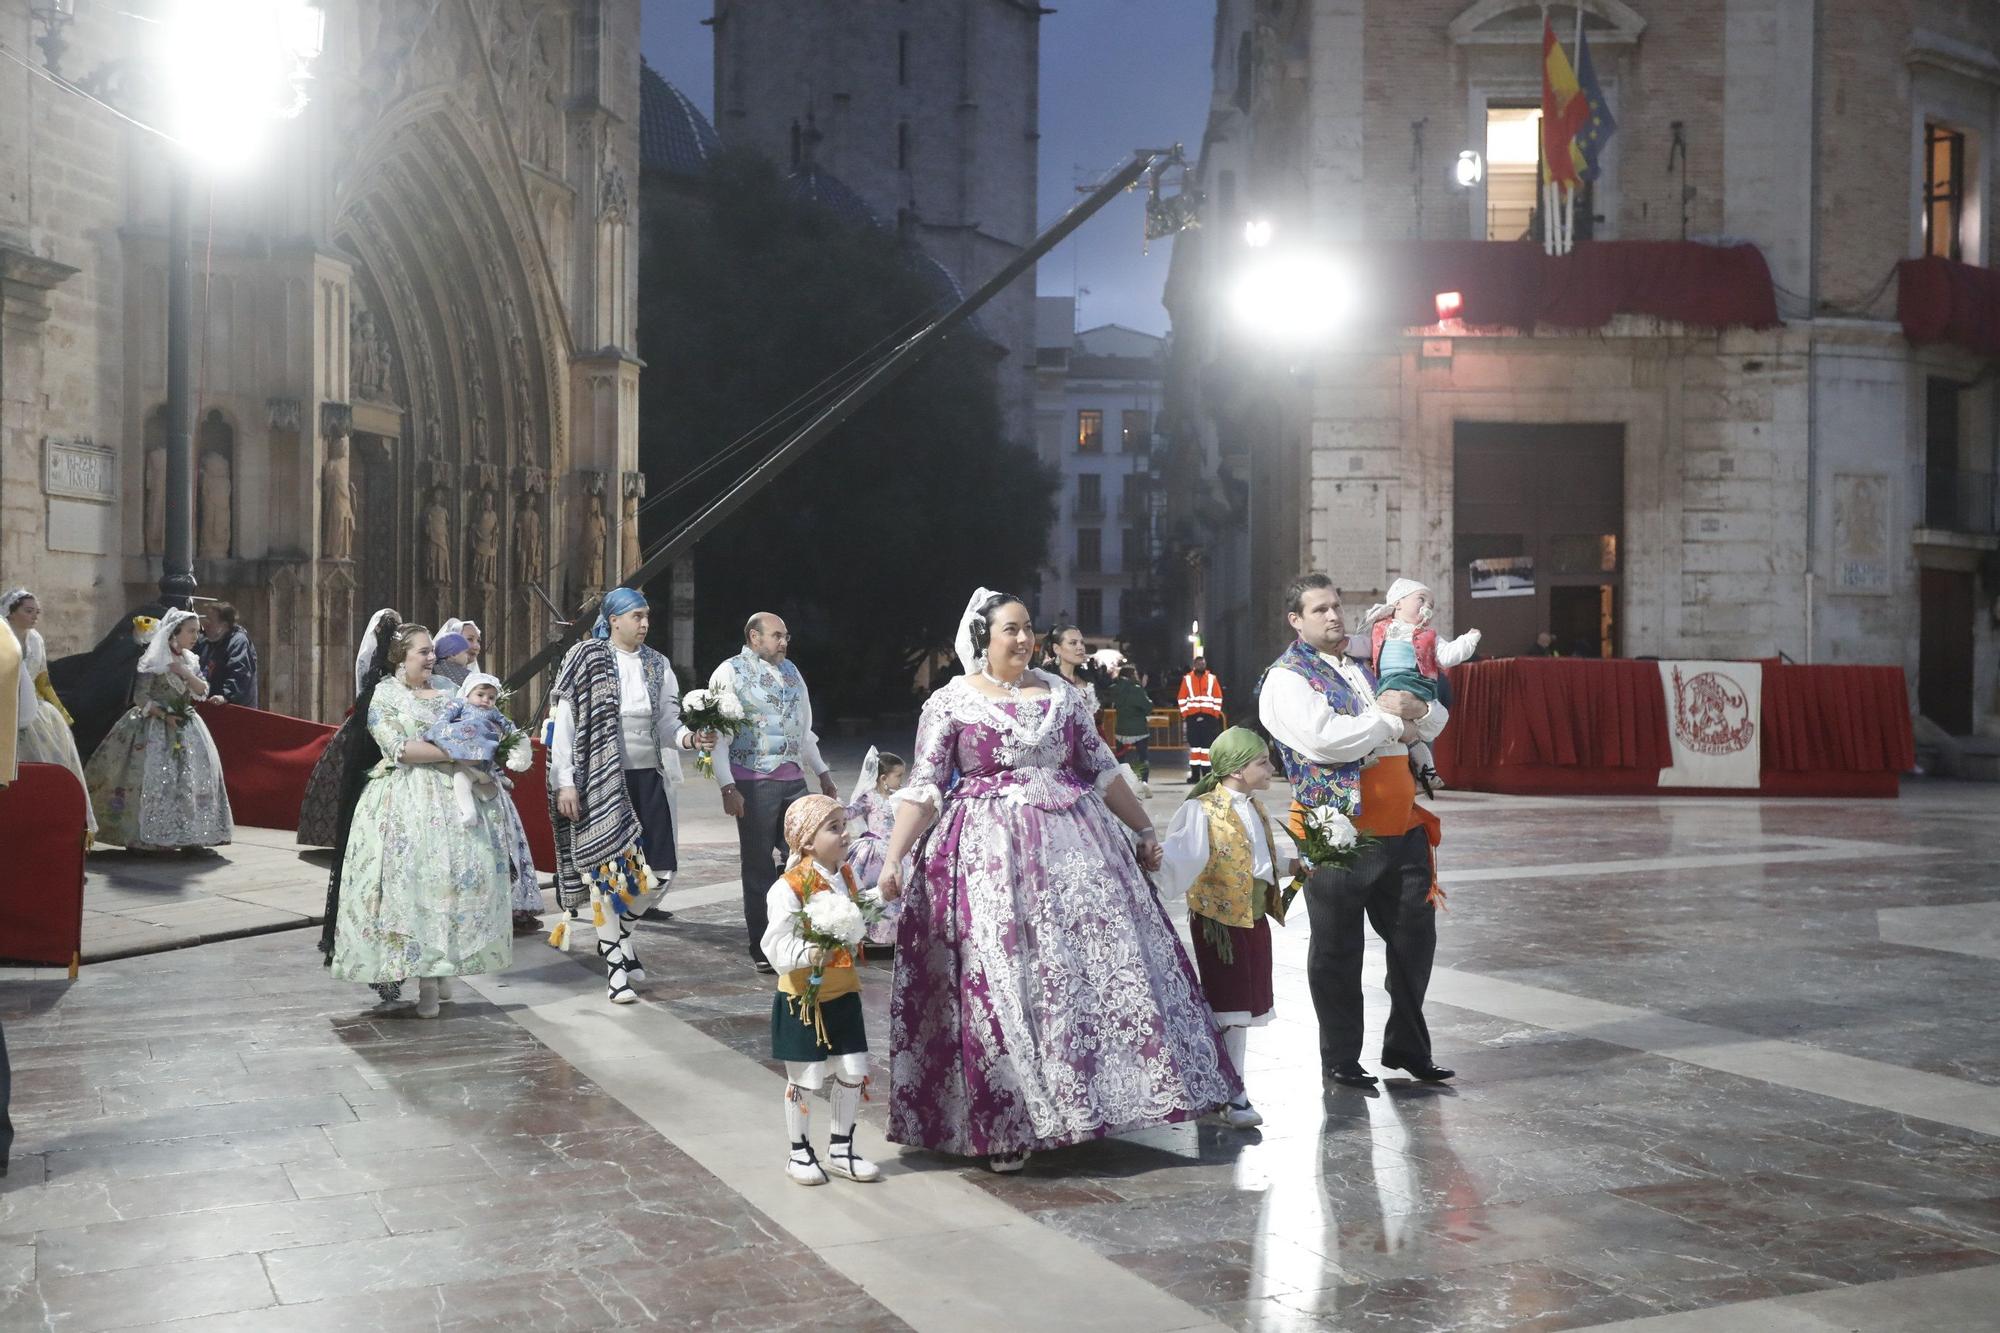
711,612 -> 837,972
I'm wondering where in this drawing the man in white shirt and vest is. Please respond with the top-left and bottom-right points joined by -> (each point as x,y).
1178,656 -> 1225,784
1257,573 -> 1456,1089
711,612 -> 838,973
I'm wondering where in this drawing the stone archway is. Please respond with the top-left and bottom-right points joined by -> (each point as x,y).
330,95 -> 568,670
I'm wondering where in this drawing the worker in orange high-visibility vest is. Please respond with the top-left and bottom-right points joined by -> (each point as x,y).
1177,656 -> 1226,785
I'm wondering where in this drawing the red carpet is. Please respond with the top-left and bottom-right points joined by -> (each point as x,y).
203,704 -> 555,871
0,763 -> 88,969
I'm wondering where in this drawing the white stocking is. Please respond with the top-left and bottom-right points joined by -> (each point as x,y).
830,1077 -> 863,1139
785,1082 -> 812,1147
453,768 -> 479,827
1223,1026 -> 1249,1082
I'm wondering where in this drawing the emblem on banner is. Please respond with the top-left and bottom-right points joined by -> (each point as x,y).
1670,668 -> 1755,756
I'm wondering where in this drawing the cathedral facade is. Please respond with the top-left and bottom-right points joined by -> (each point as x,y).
0,0 -> 643,720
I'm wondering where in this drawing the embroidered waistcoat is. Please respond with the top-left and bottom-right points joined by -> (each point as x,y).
1187,789 -> 1275,929
1256,638 -> 1369,818
725,650 -> 806,773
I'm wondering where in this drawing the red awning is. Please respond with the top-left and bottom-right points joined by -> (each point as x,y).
1897,255 -> 2000,359
1357,240 -> 1781,333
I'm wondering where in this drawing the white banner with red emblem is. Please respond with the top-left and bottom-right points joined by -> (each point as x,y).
1657,661 -> 1762,789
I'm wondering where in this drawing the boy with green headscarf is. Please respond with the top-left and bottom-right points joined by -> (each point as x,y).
1157,726 -> 1301,1131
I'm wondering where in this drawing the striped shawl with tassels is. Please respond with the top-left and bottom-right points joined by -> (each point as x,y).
545,639 -> 646,913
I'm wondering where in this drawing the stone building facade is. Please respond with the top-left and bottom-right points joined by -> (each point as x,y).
1165,0 -> 2000,740
709,0 -> 1042,445
1033,296 -> 1166,648
0,0 -> 643,721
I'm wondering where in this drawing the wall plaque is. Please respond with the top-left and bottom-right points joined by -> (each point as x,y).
43,439 -> 117,502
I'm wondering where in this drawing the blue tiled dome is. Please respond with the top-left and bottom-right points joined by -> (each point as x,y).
640,63 -> 720,178
784,169 -> 883,229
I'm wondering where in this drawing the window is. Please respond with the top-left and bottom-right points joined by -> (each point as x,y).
1077,588 -> 1103,636
1121,409 -> 1150,453
897,31 -> 909,86
1925,123 -> 1965,261
1076,409 -> 1102,453
897,121 -> 910,170
1076,528 -> 1102,573
1925,376 -> 1965,526
1122,525 -> 1144,570
1076,473 -> 1102,516
1484,105 -> 1542,242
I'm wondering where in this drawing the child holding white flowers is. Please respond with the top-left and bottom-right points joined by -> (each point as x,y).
1157,726 -> 1302,1130
761,794 -> 886,1186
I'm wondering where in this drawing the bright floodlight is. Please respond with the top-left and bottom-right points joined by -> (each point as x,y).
1242,218 -> 1275,248
1452,150 -> 1485,189
1230,251 -> 1352,342
159,0 -> 325,172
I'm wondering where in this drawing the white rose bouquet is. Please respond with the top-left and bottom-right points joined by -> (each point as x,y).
497,727 -> 534,773
1282,804 -> 1375,916
784,867 -> 884,1043
679,686 -> 746,779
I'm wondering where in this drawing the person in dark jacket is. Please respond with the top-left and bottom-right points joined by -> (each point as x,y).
198,603 -> 259,708
1106,663 -> 1156,788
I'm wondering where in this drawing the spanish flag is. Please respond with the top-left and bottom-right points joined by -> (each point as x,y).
1541,18 -> 1588,189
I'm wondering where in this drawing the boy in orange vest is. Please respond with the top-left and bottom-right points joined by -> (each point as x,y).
760,794 -> 884,1186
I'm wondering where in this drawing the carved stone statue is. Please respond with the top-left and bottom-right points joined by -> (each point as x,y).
620,490 -> 641,580
144,441 -> 166,553
197,452 -> 232,559
514,495 -> 543,586
422,491 -> 453,586
322,439 -> 356,560
351,308 -> 389,401
469,490 -> 500,593
578,491 -> 607,593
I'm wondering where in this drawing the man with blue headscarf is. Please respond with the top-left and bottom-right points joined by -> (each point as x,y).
547,587 -> 711,1004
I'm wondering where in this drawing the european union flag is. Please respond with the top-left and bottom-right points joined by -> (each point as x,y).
1572,28 -> 1617,183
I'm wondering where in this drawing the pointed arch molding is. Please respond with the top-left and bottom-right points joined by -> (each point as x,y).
333,95 -> 566,485
1449,0 -> 1646,45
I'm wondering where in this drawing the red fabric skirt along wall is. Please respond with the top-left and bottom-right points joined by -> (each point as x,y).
0,763 -> 88,968
1433,659 -> 1913,798
203,704 -> 556,870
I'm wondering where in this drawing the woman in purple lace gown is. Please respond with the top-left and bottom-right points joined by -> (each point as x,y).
877,591 -> 1237,1172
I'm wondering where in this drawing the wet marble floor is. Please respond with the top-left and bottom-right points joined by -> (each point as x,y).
3,778 -> 1997,1331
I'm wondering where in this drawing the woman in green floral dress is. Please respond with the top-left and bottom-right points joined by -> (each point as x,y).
329,622 -> 512,1016
84,608 -> 233,851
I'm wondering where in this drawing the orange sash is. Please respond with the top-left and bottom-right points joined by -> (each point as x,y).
1291,760 -> 1446,908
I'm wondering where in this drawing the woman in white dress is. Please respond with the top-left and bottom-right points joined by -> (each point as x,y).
2,589 -> 96,839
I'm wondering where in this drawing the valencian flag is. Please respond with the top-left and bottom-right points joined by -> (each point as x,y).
1570,26 -> 1616,181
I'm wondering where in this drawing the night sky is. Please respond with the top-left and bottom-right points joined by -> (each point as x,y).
638,0 -> 1214,337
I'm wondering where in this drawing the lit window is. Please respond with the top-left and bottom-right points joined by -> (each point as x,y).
1925,123 -> 1965,261
1076,409 -> 1102,453
1484,105 -> 1542,242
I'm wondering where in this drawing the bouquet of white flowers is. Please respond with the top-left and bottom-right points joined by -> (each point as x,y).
784,867 -> 884,1043
1281,804 -> 1374,917
497,727 -> 534,773
679,686 -> 746,779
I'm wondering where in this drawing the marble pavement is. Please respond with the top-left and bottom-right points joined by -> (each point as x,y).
3,769 -> 1997,1331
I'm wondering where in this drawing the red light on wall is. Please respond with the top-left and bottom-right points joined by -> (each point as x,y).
1434,291 -> 1464,322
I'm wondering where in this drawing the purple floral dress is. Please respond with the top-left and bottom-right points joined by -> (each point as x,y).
887,672 -> 1238,1158
845,789 -> 904,945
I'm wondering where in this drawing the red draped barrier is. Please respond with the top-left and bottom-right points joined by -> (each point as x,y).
1433,658 -> 1911,798
1361,240 -> 1781,333
0,763 -> 87,968
1897,255 -> 2000,360
202,703 -> 555,871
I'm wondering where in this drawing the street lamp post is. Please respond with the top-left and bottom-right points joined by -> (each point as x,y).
160,160 -> 196,608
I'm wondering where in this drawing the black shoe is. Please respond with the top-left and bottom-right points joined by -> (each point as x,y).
1382,1058 -> 1455,1082
1325,1061 -> 1378,1088
641,907 -> 675,922
752,958 -> 776,975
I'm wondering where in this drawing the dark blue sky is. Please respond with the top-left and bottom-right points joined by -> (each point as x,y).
638,1 -> 1214,336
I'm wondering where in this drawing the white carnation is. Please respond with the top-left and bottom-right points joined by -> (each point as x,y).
682,688 -> 713,713
504,739 -> 534,772
803,892 -> 865,946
